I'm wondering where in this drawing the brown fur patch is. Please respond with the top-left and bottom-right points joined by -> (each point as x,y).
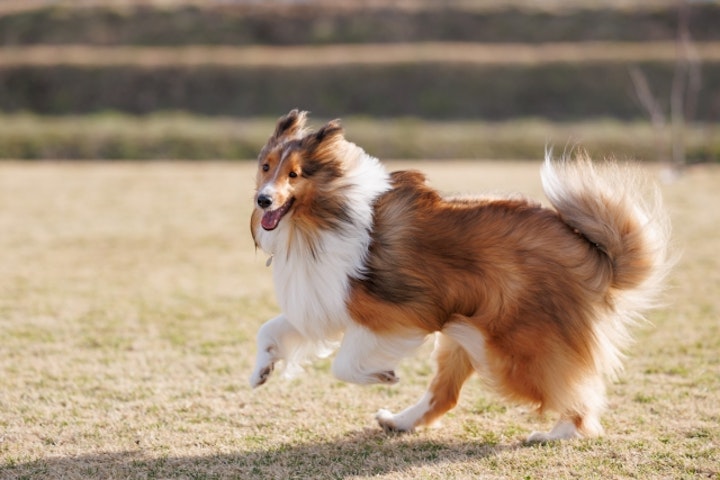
348,169 -> 615,411
420,333 -> 475,426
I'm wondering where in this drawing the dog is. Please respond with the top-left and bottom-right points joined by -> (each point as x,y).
249,109 -> 671,442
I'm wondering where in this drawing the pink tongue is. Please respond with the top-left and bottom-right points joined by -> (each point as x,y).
261,209 -> 283,231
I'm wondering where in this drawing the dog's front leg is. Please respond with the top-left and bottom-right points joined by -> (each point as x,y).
249,315 -> 304,388
331,324 -> 426,385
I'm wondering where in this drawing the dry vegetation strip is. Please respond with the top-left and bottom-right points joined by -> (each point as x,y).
0,0 -> 682,16
3,42 -> 720,67
2,114 -> 717,161
0,161 -> 718,479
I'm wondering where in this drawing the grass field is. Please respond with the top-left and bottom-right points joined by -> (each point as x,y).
0,160 -> 718,479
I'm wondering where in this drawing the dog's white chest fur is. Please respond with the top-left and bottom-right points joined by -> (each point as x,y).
254,153 -> 391,344
270,233 -> 358,340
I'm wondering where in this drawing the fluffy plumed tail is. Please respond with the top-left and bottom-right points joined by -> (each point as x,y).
541,152 -> 670,296
541,152 -> 672,374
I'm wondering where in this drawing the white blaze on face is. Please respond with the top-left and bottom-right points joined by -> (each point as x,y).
257,184 -> 277,201
256,147 -> 297,231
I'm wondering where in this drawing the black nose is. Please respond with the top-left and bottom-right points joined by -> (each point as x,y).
257,194 -> 273,209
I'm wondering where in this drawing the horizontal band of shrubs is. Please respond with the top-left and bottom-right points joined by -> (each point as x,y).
2,62 -> 720,121
1,4 -> 719,46
0,113 -> 717,162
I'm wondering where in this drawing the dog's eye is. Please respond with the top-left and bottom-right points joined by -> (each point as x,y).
262,164 -> 270,172
289,171 -> 298,178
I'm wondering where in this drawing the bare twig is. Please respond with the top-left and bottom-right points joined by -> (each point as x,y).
629,66 -> 669,163
629,0 -> 703,173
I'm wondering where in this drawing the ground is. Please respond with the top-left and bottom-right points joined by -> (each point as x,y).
0,160 -> 718,479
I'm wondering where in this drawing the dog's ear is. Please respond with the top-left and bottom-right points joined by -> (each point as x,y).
298,120 -> 345,176
272,109 -> 308,142
315,120 -> 344,143
301,119 -> 344,151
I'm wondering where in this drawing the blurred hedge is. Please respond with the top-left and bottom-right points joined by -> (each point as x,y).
1,4 -> 720,46
2,62 -> 720,121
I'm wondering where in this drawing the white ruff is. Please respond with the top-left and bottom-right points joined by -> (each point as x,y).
253,150 -> 391,346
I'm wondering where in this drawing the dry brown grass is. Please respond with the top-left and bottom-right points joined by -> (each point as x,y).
0,160 -> 718,479
3,42 -> 720,67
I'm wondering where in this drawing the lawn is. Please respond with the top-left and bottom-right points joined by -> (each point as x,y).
0,160 -> 718,479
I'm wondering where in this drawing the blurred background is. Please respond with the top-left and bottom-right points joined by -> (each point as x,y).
0,0 -> 718,164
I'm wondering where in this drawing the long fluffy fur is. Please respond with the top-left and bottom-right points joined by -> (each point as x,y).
541,153 -> 672,379
249,110 -> 672,441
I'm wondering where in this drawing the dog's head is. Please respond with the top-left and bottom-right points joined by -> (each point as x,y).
253,109 -> 346,232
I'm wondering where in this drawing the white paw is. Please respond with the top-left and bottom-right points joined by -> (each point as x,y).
249,358 -> 275,388
376,409 -> 414,434
526,431 -> 553,443
250,351 -> 275,388
527,420 -> 581,443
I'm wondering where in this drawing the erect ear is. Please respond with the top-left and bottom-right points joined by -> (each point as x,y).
272,109 -> 308,142
295,120 -> 345,177
300,119 -> 344,152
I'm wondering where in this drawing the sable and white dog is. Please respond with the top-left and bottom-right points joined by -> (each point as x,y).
249,110 -> 670,442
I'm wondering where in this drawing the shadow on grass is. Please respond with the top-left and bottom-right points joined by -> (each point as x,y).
4,428 -> 524,479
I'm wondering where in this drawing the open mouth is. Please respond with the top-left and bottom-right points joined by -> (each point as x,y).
260,198 -> 295,231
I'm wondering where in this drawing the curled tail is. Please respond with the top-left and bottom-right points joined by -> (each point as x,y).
541,152 -> 672,315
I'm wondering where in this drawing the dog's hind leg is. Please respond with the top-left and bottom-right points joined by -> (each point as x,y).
527,376 -> 606,442
376,331 -> 475,432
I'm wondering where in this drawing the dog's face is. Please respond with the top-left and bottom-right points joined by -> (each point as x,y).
253,110 -> 345,232
255,142 -> 304,231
